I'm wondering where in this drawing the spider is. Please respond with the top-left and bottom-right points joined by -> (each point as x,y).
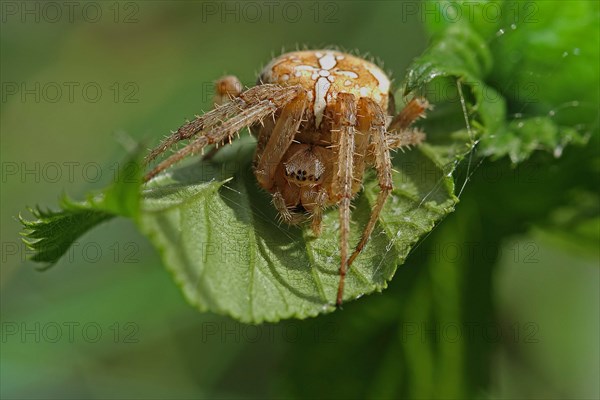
144,50 -> 429,307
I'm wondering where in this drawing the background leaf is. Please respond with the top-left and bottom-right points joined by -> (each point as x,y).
424,0 -> 597,162
19,150 -> 143,267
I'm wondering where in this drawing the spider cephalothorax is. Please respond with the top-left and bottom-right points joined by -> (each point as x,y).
144,50 -> 429,306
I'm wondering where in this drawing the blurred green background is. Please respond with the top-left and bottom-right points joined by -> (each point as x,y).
1,1 -> 598,399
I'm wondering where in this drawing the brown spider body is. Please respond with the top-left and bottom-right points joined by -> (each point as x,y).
144,50 -> 429,306
254,51 -> 391,215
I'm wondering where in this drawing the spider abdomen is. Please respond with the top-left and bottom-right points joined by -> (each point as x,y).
259,50 -> 391,131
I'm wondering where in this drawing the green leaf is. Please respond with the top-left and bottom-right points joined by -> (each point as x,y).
422,0 -> 597,162
483,117 -> 587,163
403,21 -> 505,142
138,133 -> 465,322
20,149 -> 144,268
19,199 -> 114,268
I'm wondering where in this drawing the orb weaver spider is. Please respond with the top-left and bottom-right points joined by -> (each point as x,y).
144,50 -> 429,306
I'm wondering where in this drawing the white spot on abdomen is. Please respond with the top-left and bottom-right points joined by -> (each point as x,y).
336,70 -> 359,79
318,52 -> 337,70
314,77 -> 331,128
295,65 -> 316,73
366,65 -> 390,93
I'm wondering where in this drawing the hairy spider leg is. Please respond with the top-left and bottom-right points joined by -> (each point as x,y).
144,97 -> 243,165
144,85 -> 303,182
347,98 -> 393,268
301,188 -> 328,236
332,93 -> 357,307
255,90 -> 308,189
385,97 -> 429,149
202,76 -> 246,161
348,97 -> 429,268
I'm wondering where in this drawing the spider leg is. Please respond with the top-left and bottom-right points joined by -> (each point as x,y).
362,97 -> 428,164
144,76 -> 244,164
332,93 -> 358,307
387,97 -> 430,132
347,98 -> 393,267
255,90 -> 307,190
272,191 -> 305,225
385,127 -> 426,149
201,76 -> 245,161
144,85 -> 303,182
144,83 -> 298,165
384,97 -> 429,149
300,187 -> 328,236
352,104 -> 370,193
384,97 -> 429,151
